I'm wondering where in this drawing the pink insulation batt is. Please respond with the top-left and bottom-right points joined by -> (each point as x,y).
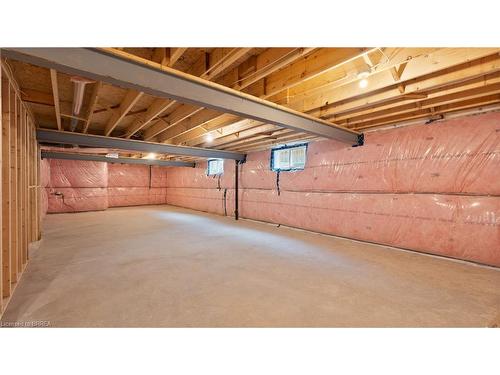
166,112 -> 500,267
46,159 -> 108,213
45,159 -> 169,213
107,164 -> 168,207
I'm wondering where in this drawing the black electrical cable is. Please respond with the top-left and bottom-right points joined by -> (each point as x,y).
53,191 -> 75,210
223,188 -> 227,216
217,174 -> 221,191
276,170 -> 281,196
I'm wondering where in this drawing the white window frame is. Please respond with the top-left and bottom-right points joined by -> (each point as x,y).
207,159 -> 224,175
270,143 -> 307,172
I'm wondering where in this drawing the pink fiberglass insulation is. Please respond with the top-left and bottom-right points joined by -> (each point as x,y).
107,164 -> 168,207
166,112 -> 500,267
108,163 -> 150,187
108,187 -> 168,207
49,159 -> 108,188
41,189 -> 49,218
47,187 -> 108,213
240,112 -> 500,194
40,158 -> 50,188
46,159 -> 109,213
45,157 -> 169,214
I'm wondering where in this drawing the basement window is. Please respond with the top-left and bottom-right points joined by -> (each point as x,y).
271,143 -> 307,172
207,159 -> 224,175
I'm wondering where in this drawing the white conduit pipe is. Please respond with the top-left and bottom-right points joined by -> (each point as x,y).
70,76 -> 94,131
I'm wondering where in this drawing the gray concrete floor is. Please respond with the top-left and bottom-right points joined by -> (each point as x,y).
2,205 -> 499,327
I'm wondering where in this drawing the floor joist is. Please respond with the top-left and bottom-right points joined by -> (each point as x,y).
2,48 -> 362,145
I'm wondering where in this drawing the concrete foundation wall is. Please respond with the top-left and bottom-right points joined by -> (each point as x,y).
166,112 -> 500,267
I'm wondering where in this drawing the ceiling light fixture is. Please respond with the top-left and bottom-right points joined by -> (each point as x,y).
145,152 -> 156,160
359,78 -> 368,88
206,133 -> 214,143
357,68 -> 371,89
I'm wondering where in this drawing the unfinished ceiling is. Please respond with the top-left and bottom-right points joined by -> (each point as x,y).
3,47 -> 500,162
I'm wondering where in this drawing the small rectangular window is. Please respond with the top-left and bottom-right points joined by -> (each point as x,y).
271,143 -> 307,171
207,159 -> 224,175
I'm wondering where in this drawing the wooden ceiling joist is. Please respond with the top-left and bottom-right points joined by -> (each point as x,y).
124,47 -> 242,139
49,69 -> 62,130
4,47 -> 500,158
202,48 -> 252,80
104,89 -> 143,136
123,97 -> 176,138
318,52 -> 500,120
159,48 -> 370,145
82,81 -> 102,134
2,48 -> 361,145
144,48 -> 315,143
352,93 -> 500,130
299,49 -> 500,116
140,48 -> 257,141
170,48 -> 188,67
338,81 -> 500,126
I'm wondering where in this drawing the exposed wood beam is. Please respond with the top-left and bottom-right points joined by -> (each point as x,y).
146,106 -> 219,141
319,53 -> 500,119
125,48 -> 252,139
202,48 -> 252,80
49,69 -> 62,130
0,47 -> 360,144
264,47 -> 372,100
222,129 -> 295,150
36,129 -> 246,161
338,82 -> 500,126
152,49 -> 314,142
153,48 -> 170,66
20,88 -> 54,106
290,48 -> 499,114
144,48 -> 315,142
227,131 -> 318,152
82,81 -> 102,134
402,93 -> 428,100
183,48 -> 494,145
124,98 -> 176,138
168,115 -> 243,145
329,72 -> 500,123
351,93 -> 500,130
104,90 -> 143,136
159,48 -> 369,144
234,48 -> 315,90
207,124 -> 282,149
186,120 -> 263,147
170,48 -> 188,67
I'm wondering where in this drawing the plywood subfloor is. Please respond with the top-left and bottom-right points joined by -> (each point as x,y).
2,205 -> 499,327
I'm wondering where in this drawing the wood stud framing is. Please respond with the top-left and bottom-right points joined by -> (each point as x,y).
1,63 -> 41,317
